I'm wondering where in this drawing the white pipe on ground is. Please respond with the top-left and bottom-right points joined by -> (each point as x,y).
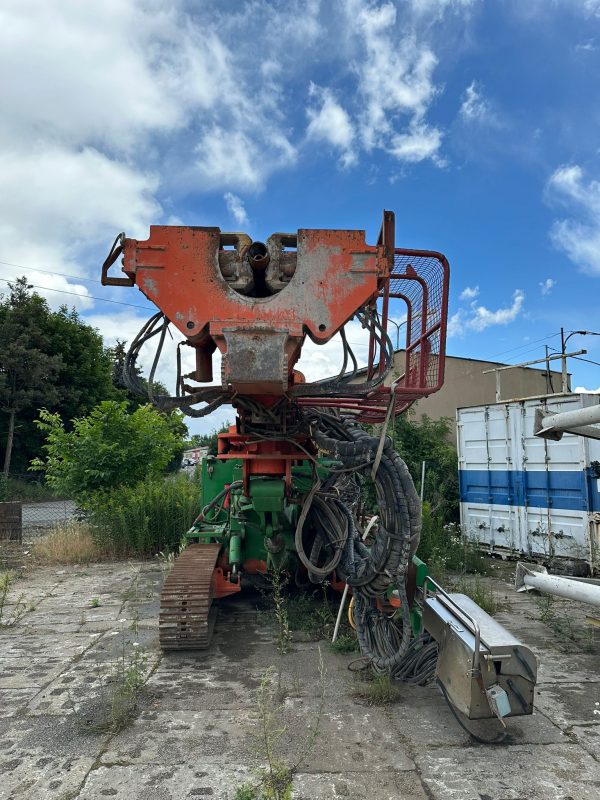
515,562 -> 600,607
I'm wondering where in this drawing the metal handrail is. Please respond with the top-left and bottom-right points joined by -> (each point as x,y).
424,576 -> 485,675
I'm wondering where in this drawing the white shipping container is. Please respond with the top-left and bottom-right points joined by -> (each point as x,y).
457,393 -> 600,567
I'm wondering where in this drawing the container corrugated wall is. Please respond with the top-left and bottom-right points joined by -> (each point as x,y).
457,393 -> 600,566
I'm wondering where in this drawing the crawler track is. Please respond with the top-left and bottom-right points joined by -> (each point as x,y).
159,543 -> 221,650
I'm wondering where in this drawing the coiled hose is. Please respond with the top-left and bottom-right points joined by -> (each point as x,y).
295,416 -> 435,681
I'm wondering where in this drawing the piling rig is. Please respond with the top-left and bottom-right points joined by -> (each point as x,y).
102,211 -> 537,727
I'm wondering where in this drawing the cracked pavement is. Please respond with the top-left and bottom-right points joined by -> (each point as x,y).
0,559 -> 599,800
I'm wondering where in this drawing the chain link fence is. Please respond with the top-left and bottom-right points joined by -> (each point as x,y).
0,499 -> 77,544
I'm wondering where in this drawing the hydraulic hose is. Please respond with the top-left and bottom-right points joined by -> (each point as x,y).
297,414 -> 425,676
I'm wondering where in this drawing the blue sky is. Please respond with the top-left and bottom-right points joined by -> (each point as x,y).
1,0 -> 600,433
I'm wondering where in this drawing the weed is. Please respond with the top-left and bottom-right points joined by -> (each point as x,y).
330,632 -> 359,654
533,594 -> 596,651
536,594 -> 575,640
417,505 -> 489,581
0,570 -> 27,627
89,472 -> 200,556
352,671 -> 401,706
31,520 -> 106,565
129,610 -> 140,638
269,570 -> 292,655
536,594 -> 556,626
245,651 -> 326,800
234,787 -> 258,800
155,549 -> 176,573
121,566 -> 142,604
284,590 -> 338,641
449,575 -> 497,615
89,597 -> 100,608
88,631 -> 149,732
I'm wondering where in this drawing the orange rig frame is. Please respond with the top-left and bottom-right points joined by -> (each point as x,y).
102,210 -> 449,423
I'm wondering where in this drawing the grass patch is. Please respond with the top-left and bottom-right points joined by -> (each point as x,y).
449,575 -> 497,615
535,595 -> 598,653
234,787 -> 259,800
259,584 -> 357,650
330,632 -> 359,653
31,520 -> 107,565
0,570 -> 27,627
352,671 -> 401,706
88,473 -> 199,556
285,590 -> 337,640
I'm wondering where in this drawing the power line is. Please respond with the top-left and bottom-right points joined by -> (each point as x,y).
0,258 -> 102,284
0,277 -> 151,310
488,332 -> 561,360
573,356 -> 600,368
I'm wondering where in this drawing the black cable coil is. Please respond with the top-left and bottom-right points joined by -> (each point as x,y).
295,413 -> 436,683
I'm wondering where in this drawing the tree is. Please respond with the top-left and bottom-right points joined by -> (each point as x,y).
31,401 -> 186,504
0,280 -> 63,476
107,338 -> 169,409
0,278 -> 117,476
389,413 -> 459,522
46,304 -> 116,422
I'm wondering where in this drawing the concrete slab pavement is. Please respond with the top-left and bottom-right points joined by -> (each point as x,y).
0,559 -> 599,800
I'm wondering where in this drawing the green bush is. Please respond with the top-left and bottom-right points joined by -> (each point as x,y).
390,413 -> 459,523
31,401 -> 185,504
88,472 -> 201,556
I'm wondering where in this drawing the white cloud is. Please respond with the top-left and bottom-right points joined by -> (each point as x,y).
306,84 -> 356,167
0,269 -> 94,312
546,164 -> 600,275
0,0 -> 476,296
584,0 -> 600,17
539,278 -> 555,295
468,289 -> 525,331
574,385 -> 600,394
447,310 -> 465,337
409,0 -> 476,15
0,0 -> 479,423
0,144 -> 160,311
389,122 -> 444,164
0,146 -> 159,243
460,81 -> 491,122
449,290 -> 525,336
224,193 -> 249,227
194,128 -> 296,192
296,319 -> 370,381
341,0 -> 444,164
459,285 -> 479,300
575,39 -> 597,52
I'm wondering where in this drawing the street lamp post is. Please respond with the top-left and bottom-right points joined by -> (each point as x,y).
560,328 -> 600,393
388,319 -> 402,350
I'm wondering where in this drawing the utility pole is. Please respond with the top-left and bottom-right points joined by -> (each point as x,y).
545,345 -> 551,395
483,349 -> 587,402
560,329 -> 600,393
560,327 -> 568,394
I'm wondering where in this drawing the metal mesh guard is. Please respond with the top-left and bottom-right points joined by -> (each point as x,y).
297,248 -> 449,423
